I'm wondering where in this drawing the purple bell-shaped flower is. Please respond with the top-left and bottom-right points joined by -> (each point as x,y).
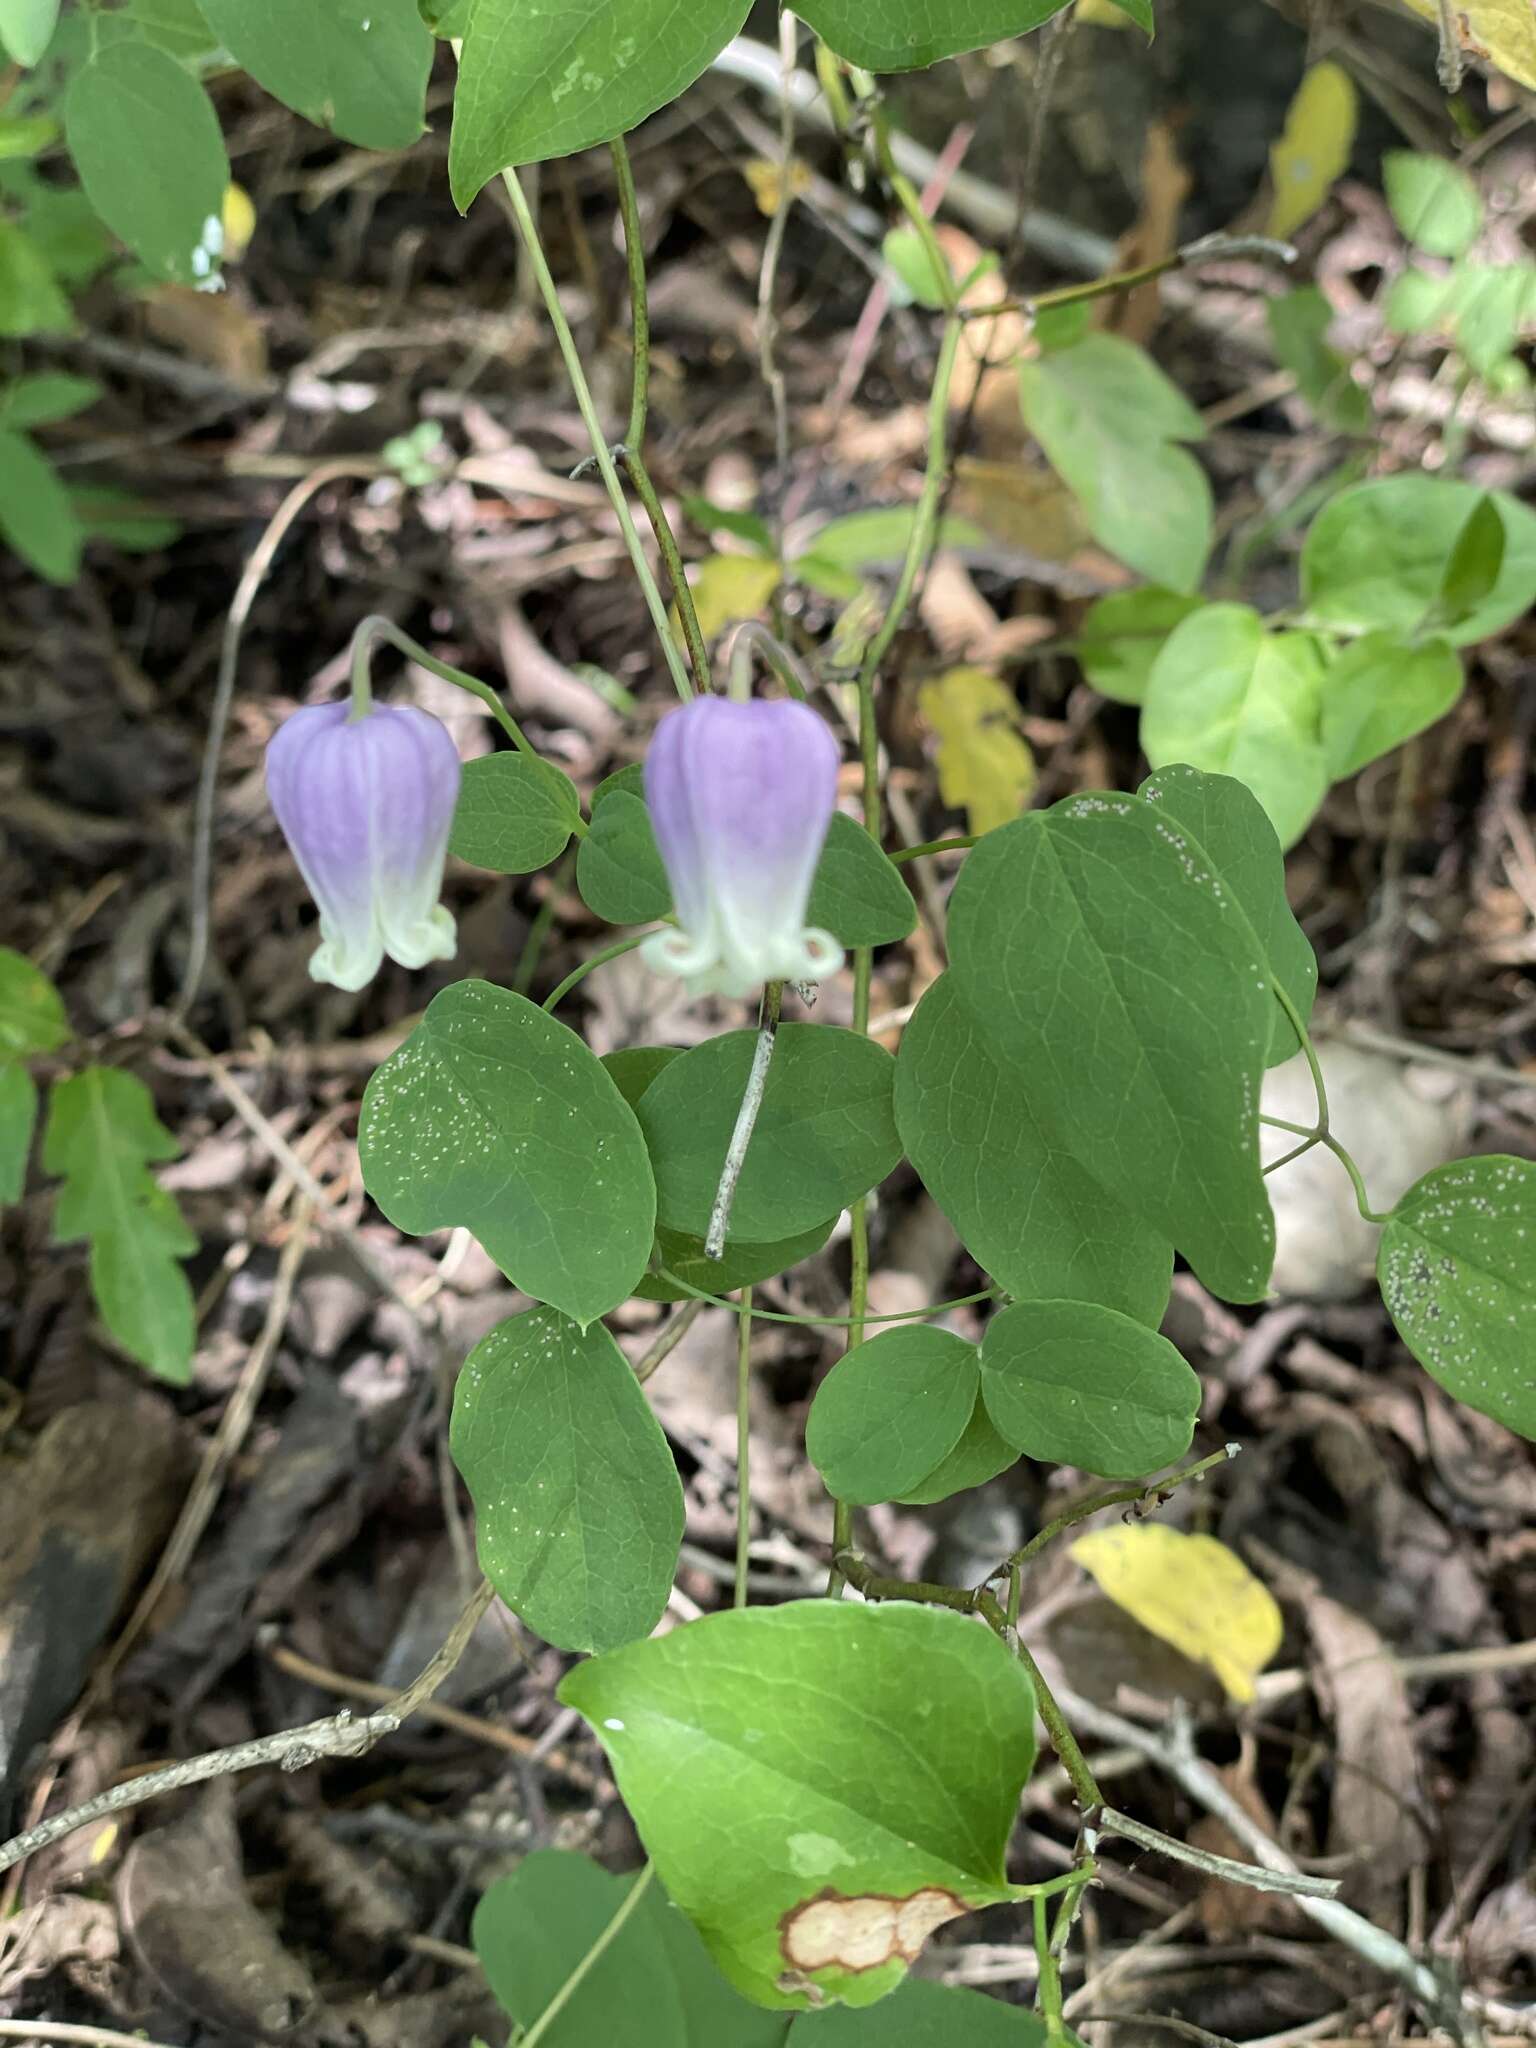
266,701 -> 461,991
641,695 -> 844,1000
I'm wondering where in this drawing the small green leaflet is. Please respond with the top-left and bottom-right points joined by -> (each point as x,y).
449,752 -> 581,873
1378,1156 -> 1536,1441
895,974 -> 1172,1323
578,788 -> 673,925
126,0 -> 219,61
474,1851 -> 790,2048
795,506 -> 987,572
560,1602 -> 1037,2011
1301,478 -> 1536,649
807,1328 -> 979,1505
450,0 -> 752,203
0,0 -> 59,65
1434,494 -> 1506,631
1075,587 -> 1203,706
0,221 -> 70,335
947,790 -> 1276,1303
0,1062 -> 37,1204
0,430 -> 80,583
807,813 -> 915,948
1019,333 -> 1211,593
1140,604 -> 1328,849
638,1218 -> 837,1303
980,1298 -> 1200,1477
1383,149 -> 1482,259
1266,287 -> 1371,433
636,1024 -> 901,1242
65,41 -> 229,286
796,0 -> 1147,73
0,374 -> 101,430
895,1393 -> 1016,1506
198,0 -> 431,151
1137,763 -> 1317,1067
44,1066 -> 196,1384
0,946 -> 68,1055
358,980 -> 656,1324
452,1308 -> 683,1651
1318,631 -> 1462,782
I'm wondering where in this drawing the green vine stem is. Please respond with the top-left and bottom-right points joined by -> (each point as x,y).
1263,983 -> 1392,1224
540,927 -> 660,1013
652,1277 -> 999,1328
984,1444 -> 1240,1589
520,1863 -> 658,2048
963,231 -> 1297,324
345,616 -> 566,790
891,834 -> 977,864
609,136 -> 713,693
490,157 -> 694,705
736,1286 -> 753,1610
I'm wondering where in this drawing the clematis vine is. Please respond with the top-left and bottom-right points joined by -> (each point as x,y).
641,695 -> 844,1000
266,699 -> 461,992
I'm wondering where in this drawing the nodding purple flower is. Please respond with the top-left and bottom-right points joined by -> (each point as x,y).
266,701 -> 461,991
641,695 -> 845,1000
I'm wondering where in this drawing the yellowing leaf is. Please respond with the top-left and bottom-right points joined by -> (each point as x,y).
221,181 -> 256,261
1071,1525 -> 1283,1704
1395,0 -> 1536,88
1076,0 -> 1132,22
682,554 -> 783,644
1266,61 -> 1358,240
917,667 -> 1035,836
741,155 -> 814,217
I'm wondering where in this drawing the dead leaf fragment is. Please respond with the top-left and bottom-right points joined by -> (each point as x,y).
1395,0 -> 1536,89
1071,1525 -> 1284,1704
917,667 -> 1035,834
1266,62 -> 1359,240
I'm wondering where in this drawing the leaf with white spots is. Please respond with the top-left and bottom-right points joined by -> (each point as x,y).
358,979 -> 655,1325
453,1308 -> 683,1652
1378,1155 -> 1536,1440
559,1602 -> 1037,2011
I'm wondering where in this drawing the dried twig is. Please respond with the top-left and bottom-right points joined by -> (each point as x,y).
0,1582 -> 496,1879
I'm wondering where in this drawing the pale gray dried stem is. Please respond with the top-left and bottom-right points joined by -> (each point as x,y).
0,1581 -> 494,1880
706,990 -> 782,1259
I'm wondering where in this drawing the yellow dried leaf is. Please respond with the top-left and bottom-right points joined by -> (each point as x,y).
682,554 -> 782,644
1395,0 -> 1536,88
221,181 -> 256,262
1265,61 -> 1358,240
1076,0 -> 1132,22
741,156 -> 814,217
917,667 -> 1035,836
1071,1524 -> 1283,1704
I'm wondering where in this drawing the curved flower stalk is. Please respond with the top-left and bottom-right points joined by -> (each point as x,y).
266,701 -> 461,991
642,696 -> 844,1000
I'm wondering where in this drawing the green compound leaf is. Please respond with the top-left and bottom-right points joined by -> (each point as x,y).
894,1392 -> 1017,1506
948,793 -> 1275,1303
895,974 -> 1172,1324
452,1306 -> 683,1652
0,1061 -> 38,1204
65,40 -> 229,286
578,787 -> 673,926
807,813 -> 916,948
198,0 -> 431,150
1301,478 -> 1536,649
44,1067 -> 196,1384
1140,604 -> 1328,849
806,1328 -> 979,1505
1019,333 -> 1210,593
981,1298 -> 1200,1477
450,0 -> 752,203
638,1218 -> 837,1303
1138,763 -> 1318,1066
559,1601 -> 1037,2011
449,752 -> 581,873
1075,587 -> 1203,706
359,980 -> 655,1324
796,0 -> 1090,72
787,1977 -> 1054,2043
1318,630 -> 1463,782
1383,149 -> 1482,259
636,1024 -> 901,1243
0,430 -> 81,583
473,1850 -> 790,2048
1378,1156 -> 1536,1441
0,945 -> 68,1055
0,0 -> 59,66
